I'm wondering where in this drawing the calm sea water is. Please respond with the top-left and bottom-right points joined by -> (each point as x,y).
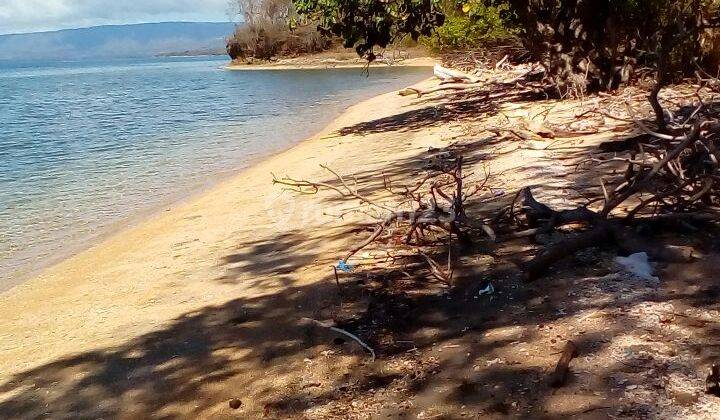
0,56 -> 430,288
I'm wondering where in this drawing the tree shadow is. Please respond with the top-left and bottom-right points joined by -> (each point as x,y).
337,83 -> 545,136
2,231 -> 717,418
3,84 -> 719,418
0,275 -> 344,418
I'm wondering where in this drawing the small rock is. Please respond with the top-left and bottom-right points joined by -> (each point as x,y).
670,389 -> 699,405
229,399 -> 242,409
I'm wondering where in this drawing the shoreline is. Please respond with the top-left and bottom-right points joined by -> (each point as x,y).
225,56 -> 436,71
0,156 -> 265,293
0,114 -> 331,292
0,74 -> 443,416
1,65 -> 435,292
4,58 -> 720,418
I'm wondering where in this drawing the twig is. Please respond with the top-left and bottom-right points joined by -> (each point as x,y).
302,318 -> 376,361
332,265 -> 343,296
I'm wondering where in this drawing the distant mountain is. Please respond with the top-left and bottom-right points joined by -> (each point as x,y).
0,22 -> 237,60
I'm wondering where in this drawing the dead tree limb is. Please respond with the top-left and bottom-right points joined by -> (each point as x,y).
274,156 -> 490,285
399,84 -> 479,98
519,188 -> 696,281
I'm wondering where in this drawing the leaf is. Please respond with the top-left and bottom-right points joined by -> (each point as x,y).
462,3 -> 471,13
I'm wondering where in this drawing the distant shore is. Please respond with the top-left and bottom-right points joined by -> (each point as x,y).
226,50 -> 436,71
226,57 -> 436,71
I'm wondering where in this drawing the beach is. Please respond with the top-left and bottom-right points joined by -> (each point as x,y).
4,67 -> 720,418
0,58 -> 431,290
0,76 -> 450,417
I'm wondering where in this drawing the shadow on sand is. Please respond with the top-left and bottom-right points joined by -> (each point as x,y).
2,83 -> 719,419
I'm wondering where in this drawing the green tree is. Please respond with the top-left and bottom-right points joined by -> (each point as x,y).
294,0 -> 445,59
424,0 -> 514,51
294,0 -> 720,94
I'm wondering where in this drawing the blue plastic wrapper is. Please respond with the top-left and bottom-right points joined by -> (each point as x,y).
337,260 -> 353,272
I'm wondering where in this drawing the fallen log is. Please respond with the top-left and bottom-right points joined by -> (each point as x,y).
519,188 -> 696,281
521,187 -> 597,226
434,63 -> 478,83
524,226 -> 612,281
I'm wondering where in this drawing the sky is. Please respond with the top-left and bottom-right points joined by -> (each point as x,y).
0,0 -> 238,35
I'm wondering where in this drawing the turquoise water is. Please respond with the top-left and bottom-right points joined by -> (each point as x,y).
0,56 -> 430,287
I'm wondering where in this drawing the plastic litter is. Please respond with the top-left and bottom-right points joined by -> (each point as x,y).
337,260 -> 353,273
614,252 -> 659,282
478,283 -> 495,296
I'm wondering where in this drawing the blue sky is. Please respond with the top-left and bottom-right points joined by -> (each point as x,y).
0,0 -> 237,35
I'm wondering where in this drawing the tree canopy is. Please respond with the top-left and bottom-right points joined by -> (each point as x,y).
294,0 -> 445,59
294,0 -> 720,92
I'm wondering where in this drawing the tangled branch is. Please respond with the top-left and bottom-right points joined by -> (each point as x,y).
272,155 -> 491,284
500,87 -> 720,280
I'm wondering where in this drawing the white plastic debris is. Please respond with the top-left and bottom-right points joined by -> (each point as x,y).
614,252 -> 659,282
478,283 -> 495,296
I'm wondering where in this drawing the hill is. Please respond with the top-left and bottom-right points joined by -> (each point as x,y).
0,22 -> 236,60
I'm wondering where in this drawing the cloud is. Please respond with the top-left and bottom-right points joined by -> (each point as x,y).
0,0 -> 238,34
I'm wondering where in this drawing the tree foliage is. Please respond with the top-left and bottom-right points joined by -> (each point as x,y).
294,0 -> 445,59
423,0 -> 515,51
506,0 -> 718,92
294,0 -> 720,91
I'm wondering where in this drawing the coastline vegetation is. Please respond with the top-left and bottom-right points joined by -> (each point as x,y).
226,0 -> 333,62
420,0 -> 515,52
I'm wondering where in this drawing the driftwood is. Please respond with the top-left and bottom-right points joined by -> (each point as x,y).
281,62 -> 720,286
509,86 -> 720,280
520,187 -> 696,281
549,341 -> 579,387
399,84 -> 480,98
400,62 -> 539,99
434,63 -> 478,83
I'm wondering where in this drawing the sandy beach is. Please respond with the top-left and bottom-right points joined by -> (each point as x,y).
0,76 -> 450,417
3,68 -> 720,418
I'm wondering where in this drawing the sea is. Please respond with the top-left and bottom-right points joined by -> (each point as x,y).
0,56 -> 431,289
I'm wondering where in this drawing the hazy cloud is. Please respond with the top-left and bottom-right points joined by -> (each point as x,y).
0,0 -> 238,34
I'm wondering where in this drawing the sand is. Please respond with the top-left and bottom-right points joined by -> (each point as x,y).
0,76 -> 453,417
2,70 -> 719,419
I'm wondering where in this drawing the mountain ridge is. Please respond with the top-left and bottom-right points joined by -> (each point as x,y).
0,22 -> 237,60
